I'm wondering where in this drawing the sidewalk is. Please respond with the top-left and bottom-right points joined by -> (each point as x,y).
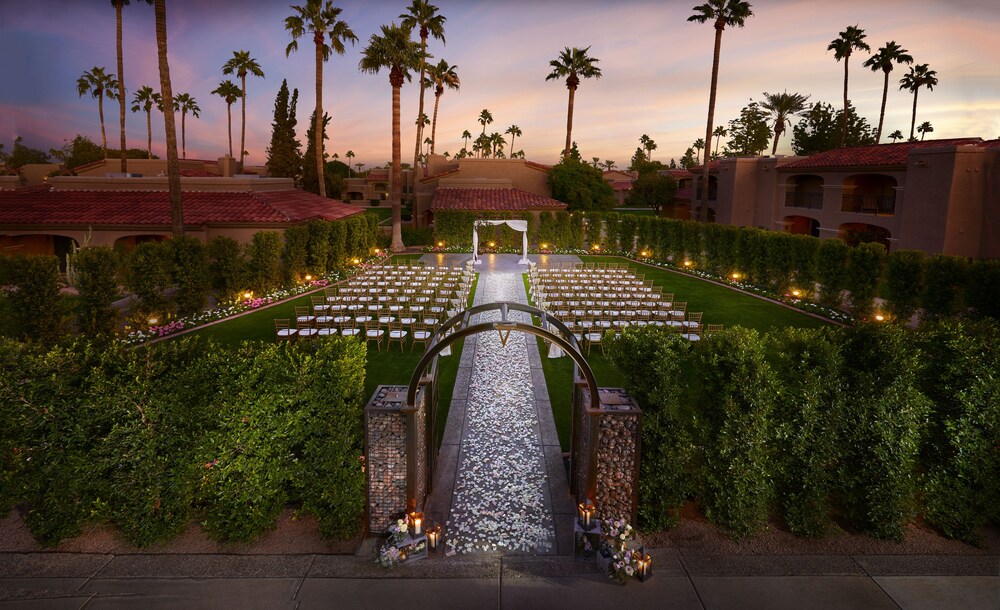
1,551 -> 997,609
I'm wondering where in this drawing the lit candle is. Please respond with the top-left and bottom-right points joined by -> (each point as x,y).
410,511 -> 423,536
427,526 -> 439,552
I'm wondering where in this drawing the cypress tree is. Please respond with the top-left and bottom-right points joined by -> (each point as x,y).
265,79 -> 301,179
302,109 -> 332,196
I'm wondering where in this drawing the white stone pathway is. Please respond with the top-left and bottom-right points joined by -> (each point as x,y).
445,272 -> 556,554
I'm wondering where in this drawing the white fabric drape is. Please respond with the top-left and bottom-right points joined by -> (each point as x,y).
471,219 -> 531,265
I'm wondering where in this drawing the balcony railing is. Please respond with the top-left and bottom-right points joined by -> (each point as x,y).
841,194 -> 896,215
784,191 -> 823,210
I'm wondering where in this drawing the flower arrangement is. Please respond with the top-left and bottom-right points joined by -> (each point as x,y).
601,518 -> 639,585
388,517 -> 408,543
375,541 -> 401,568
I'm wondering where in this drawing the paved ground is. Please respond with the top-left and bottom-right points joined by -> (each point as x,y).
3,254 -> 997,608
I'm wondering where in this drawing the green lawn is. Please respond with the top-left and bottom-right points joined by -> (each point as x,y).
364,208 -> 393,223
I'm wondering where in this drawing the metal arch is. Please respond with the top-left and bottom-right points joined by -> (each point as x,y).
404,301 -> 599,410
433,301 -> 581,352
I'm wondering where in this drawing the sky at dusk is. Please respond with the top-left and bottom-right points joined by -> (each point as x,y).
1,0 -> 998,169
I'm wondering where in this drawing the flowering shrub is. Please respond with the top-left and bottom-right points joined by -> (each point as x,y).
601,518 -> 639,585
376,541 -> 401,568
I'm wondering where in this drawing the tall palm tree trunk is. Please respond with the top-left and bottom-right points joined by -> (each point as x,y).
390,68 -> 404,253
239,76 -> 247,173
876,71 -> 890,143
412,34 -> 428,172
430,91 -> 441,154
226,103 -> 233,158
770,125 -> 782,156
115,2 -> 127,172
99,95 -> 108,159
563,86 -> 576,159
840,60 -> 850,147
181,110 -> 186,159
314,34 -> 326,198
700,23 -> 724,223
509,133 -> 516,154
154,0 -> 183,237
909,89 -> 919,140
145,109 -> 152,159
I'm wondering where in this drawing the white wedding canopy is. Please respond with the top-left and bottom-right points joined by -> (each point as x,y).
471,219 -> 531,265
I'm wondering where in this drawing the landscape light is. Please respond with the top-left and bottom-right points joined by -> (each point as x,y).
683,260 -> 692,267
874,313 -> 886,322
731,272 -> 741,280
352,257 -> 361,265
148,317 -> 159,326
541,243 -> 549,249
791,289 -> 801,297
488,241 -> 496,248
243,291 -> 253,300
305,274 -> 312,281
641,250 -> 650,257
437,241 -> 445,247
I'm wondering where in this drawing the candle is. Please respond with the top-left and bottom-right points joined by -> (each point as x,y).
427,526 -> 439,552
410,511 -> 424,536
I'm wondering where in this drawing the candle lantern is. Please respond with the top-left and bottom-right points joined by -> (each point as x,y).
427,525 -> 441,553
409,511 -> 424,536
576,499 -> 596,531
637,548 -> 653,582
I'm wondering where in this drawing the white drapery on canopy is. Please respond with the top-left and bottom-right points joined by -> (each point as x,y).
471,219 -> 531,265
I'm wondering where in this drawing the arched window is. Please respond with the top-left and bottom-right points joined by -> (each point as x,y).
842,174 -> 897,215
784,175 -> 824,209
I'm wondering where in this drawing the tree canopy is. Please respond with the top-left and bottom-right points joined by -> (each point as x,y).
792,101 -> 876,155
548,155 -> 615,212
722,101 -> 771,156
265,79 -> 302,180
626,171 -> 678,214
1,137 -> 51,168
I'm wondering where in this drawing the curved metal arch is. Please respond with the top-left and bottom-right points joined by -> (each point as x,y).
405,301 -> 599,410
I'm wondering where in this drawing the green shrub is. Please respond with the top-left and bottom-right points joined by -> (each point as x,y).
916,320 -> 1000,544
618,214 -> 638,253
124,241 -> 173,319
837,324 -> 930,541
816,238 -> 850,307
606,327 -> 693,530
307,221 -> 332,276
327,220 -> 348,270
537,211 -> 557,248
603,212 -> 621,252
170,236 -> 209,317
433,210 -> 476,247
554,211 -> 573,250
688,327 -> 775,538
282,225 -> 310,282
403,226 -> 434,247
921,254 -> 968,319
206,236 -> 247,300
846,242 -> 885,317
770,328 -> 844,537
965,259 -> 1000,319
5,255 -> 66,343
74,247 -> 119,336
246,231 -> 282,294
884,249 -> 925,322
681,221 -> 703,266
734,228 -> 761,283
788,234 -> 818,291
584,212 -> 602,248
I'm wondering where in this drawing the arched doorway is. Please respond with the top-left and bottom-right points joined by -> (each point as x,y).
785,175 -> 824,209
842,174 -> 897,215
839,222 -> 891,249
784,215 -> 820,237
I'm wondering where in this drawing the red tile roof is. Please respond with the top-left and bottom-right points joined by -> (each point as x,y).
179,169 -> 220,177
431,188 -> 567,212
780,138 -> 983,170
609,181 -> 633,192
525,161 -> 552,173
0,187 -> 363,227
688,160 -> 721,173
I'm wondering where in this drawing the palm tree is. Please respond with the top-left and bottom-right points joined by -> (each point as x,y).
359,23 -> 421,252
222,50 -> 265,173
424,59 -> 459,155
899,63 -> 939,141
645,137 -> 658,162
827,25 -> 870,147
760,90 -> 810,155
545,46 -> 602,159
887,129 -> 904,143
603,159 -> 616,171
490,132 -> 506,158
355,162 -> 364,175
211,80 -> 241,158
693,138 -> 705,161
505,125 -> 522,156
863,41 -> 913,143
423,137 -> 433,158
917,121 -> 934,141
712,125 -> 727,156
77,66 -> 118,159
345,149 -> 355,176
153,0 -> 182,236
461,129 -> 472,153
591,157 -> 601,168
286,0 -> 357,198
688,0 -> 754,222
477,109 -> 494,138
130,85 -> 157,158
112,1 -> 151,172
400,0 -> 446,172
172,93 -> 200,159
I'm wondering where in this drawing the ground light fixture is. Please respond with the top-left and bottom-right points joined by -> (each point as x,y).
304,274 -> 312,281
243,291 -> 253,300
437,241 -> 445,247
731,272 -> 741,280
640,250 -> 650,257
577,499 -> 596,530
352,257 -> 361,265
683,260 -> 693,268
148,317 -> 159,326
540,243 -> 549,250
874,313 -> 886,322
592,244 -> 600,251
488,241 -> 496,248
791,289 -> 801,298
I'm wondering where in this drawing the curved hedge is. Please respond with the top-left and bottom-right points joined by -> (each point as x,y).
0,336 -> 366,547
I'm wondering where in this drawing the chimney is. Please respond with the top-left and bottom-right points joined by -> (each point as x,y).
218,155 -> 236,178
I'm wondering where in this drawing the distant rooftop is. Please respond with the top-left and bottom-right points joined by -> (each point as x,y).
431,187 -> 567,212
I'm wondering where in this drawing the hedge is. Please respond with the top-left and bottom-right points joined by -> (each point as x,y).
206,236 -> 247,300
0,336 -> 367,547
845,242 -> 885,317
608,322 -> 1000,543
816,238 -> 850,307
921,254 -> 967,319
884,249 -> 925,322
124,241 -> 173,318
170,236 -> 209,317
246,231 -> 283,294
73,246 -> 120,336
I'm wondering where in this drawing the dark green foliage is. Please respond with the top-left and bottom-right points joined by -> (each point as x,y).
50,134 -> 151,170
170,236 -> 209,317
921,254 -> 968,319
0,336 -> 368,547
0,136 -> 50,167
74,246 -> 119,336
965,259 -> 1000,319
838,324 -> 930,541
788,234 -> 818,290
603,212 -> 621,252
124,241 -> 173,317
307,221 -> 332,276
282,226 -> 310,282
618,213 -> 638,253
734,228 -> 762,282
625,172 -> 678,213
302,110 -> 333,196
722,102 -> 771,156
327,221 -> 348,270
792,101 -> 876,155
265,80 -> 302,180
606,327 -> 692,529
688,327 -> 775,538
770,328 -> 844,537
245,231 -> 283,294
846,242 -> 885,317
816,238 -> 850,307
206,236 -> 247,299
681,221 -> 703,267
916,321 -> 1000,544
402,226 -> 433,247
5,256 -> 65,343
553,211 -> 573,249
432,210 -> 478,247
703,223 -> 738,274
584,213 -> 602,248
548,157 -> 616,212
885,249 -> 925,322
568,212 -> 584,249
763,232 -> 796,291
537,211 -> 557,247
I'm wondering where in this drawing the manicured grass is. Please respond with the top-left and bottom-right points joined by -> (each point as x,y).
364,207 -> 393,223
580,255 -> 831,332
